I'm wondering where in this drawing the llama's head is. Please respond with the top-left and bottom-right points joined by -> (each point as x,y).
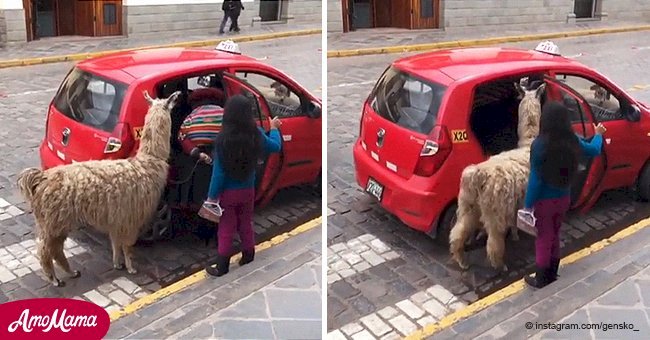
514,82 -> 545,148
137,91 -> 180,159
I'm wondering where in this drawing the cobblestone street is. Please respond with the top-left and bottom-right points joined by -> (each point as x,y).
327,30 -> 650,338
0,35 -> 322,314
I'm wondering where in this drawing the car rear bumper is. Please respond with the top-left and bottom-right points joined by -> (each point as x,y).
39,140 -> 66,170
352,140 -> 444,233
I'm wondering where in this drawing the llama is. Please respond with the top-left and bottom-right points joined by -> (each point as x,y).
17,91 -> 180,287
449,82 -> 545,271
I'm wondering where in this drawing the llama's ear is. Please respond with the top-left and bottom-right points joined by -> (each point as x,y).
535,83 -> 546,99
166,91 -> 182,111
514,82 -> 525,99
143,91 -> 154,106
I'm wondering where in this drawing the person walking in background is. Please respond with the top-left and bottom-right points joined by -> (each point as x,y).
523,101 -> 606,288
203,95 -> 282,277
219,0 -> 244,34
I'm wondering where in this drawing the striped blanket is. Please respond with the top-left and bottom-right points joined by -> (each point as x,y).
178,105 -> 224,147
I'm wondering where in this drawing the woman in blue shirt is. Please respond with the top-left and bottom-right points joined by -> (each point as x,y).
524,101 -> 606,288
202,94 -> 282,277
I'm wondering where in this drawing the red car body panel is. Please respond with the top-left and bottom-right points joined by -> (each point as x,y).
354,47 -> 650,234
40,48 -> 322,206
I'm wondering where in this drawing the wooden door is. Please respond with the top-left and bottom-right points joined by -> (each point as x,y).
412,0 -> 440,29
74,0 -> 95,36
95,0 -> 123,36
391,0 -> 412,29
22,0 -> 35,41
57,0 -> 75,36
374,0 -> 391,27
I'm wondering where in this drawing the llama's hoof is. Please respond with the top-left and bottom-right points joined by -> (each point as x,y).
127,268 -> 138,275
70,270 -> 81,278
53,279 -> 65,287
114,263 -> 125,270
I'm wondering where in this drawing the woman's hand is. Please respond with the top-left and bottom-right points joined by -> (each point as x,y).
270,116 -> 282,130
594,122 -> 607,135
199,152 -> 212,164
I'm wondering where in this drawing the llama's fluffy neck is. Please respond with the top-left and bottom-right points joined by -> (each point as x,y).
136,107 -> 171,161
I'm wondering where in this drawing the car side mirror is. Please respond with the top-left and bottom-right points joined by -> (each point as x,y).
307,101 -> 321,119
626,104 -> 641,122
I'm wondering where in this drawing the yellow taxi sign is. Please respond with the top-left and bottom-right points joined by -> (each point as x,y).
451,129 -> 469,143
133,127 -> 143,140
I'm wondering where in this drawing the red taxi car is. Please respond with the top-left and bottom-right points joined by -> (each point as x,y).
40,42 -> 322,240
353,42 -> 650,243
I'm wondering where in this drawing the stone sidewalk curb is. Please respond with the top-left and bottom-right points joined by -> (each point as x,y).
404,216 -> 650,339
0,28 -> 322,69
108,216 -> 322,322
327,25 -> 650,58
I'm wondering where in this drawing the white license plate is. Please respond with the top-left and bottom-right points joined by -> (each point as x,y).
366,177 -> 384,201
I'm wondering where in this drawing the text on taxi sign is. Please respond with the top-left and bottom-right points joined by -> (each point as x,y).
451,129 -> 469,143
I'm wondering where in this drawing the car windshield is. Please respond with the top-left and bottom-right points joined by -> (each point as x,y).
370,66 -> 446,135
52,68 -> 127,132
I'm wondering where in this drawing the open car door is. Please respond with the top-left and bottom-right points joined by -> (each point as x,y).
221,72 -> 284,206
544,75 -> 608,213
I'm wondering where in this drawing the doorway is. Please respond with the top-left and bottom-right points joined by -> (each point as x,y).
259,0 -> 282,22
23,0 -> 122,41
343,0 -> 440,32
574,0 -> 597,18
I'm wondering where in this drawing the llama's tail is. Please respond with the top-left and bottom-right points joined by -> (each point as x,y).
459,164 -> 487,204
17,168 -> 45,203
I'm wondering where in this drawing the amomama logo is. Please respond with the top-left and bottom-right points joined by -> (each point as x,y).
0,298 -> 110,340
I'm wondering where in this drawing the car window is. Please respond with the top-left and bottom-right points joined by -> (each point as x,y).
555,74 -> 624,122
235,72 -> 304,118
370,66 -> 446,135
52,68 -> 126,132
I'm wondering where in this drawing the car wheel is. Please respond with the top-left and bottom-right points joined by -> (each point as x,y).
313,170 -> 322,192
637,163 -> 650,201
138,203 -> 172,242
434,203 -> 457,246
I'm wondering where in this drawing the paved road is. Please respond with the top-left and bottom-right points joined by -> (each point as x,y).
326,31 -> 650,339
0,36 -> 322,313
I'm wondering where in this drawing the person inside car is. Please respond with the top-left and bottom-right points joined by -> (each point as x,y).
173,87 -> 226,210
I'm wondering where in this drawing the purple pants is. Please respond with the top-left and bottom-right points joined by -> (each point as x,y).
217,188 -> 255,257
534,196 -> 571,268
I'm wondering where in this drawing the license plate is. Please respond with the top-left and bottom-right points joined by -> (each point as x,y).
366,177 -> 384,201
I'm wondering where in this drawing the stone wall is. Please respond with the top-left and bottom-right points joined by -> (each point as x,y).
0,9 -> 26,44
443,0 -> 573,29
602,0 -> 650,21
125,3 -> 260,37
287,0 -> 321,24
327,0 -> 342,32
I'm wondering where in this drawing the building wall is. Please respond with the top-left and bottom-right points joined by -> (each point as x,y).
602,0 -> 650,21
327,0 -> 342,32
286,0 -> 321,24
0,0 -> 25,44
125,0 -> 257,37
443,0 -> 573,29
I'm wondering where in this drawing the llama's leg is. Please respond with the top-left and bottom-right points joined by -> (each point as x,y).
111,236 -> 125,270
449,205 -> 480,270
486,229 -> 508,272
38,236 -> 63,287
123,243 -> 137,275
52,235 -> 80,278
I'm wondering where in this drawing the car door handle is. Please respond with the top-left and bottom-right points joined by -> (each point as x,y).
282,135 -> 292,142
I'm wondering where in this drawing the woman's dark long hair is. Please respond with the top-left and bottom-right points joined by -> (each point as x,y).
214,95 -> 263,182
537,101 -> 581,188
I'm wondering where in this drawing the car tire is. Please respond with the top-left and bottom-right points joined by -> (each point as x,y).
637,162 -> 650,201
138,203 -> 172,243
434,203 -> 457,246
313,170 -> 322,192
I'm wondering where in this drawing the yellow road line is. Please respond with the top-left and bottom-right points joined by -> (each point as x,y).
109,216 -> 322,322
328,25 -> 650,58
405,216 -> 650,339
628,84 -> 650,92
0,29 -> 322,69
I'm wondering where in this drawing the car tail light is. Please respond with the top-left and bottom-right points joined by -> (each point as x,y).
104,122 -> 134,155
414,125 -> 452,177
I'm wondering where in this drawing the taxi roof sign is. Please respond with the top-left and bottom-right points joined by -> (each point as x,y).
534,41 -> 560,56
216,40 -> 241,55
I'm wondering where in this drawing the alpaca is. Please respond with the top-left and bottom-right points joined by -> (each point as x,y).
17,91 -> 180,287
449,82 -> 545,271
